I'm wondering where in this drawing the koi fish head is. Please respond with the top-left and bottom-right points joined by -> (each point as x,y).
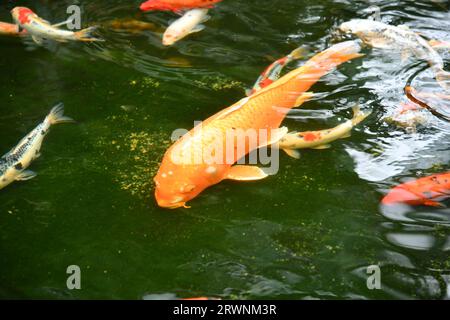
154,160 -> 213,209
11,7 -> 34,25
339,19 -> 376,40
162,28 -> 182,46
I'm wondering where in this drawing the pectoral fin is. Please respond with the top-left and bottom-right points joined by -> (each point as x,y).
226,165 -> 269,181
283,148 -> 301,159
31,35 -> 44,45
189,24 -> 205,34
294,92 -> 314,108
52,19 -> 71,28
341,132 -> 352,138
16,170 -> 37,181
312,144 -> 331,150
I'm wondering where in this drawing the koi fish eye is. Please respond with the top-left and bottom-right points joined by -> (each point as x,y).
179,184 -> 196,193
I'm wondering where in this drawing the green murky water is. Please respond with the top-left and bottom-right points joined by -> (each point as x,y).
1,0 -> 450,299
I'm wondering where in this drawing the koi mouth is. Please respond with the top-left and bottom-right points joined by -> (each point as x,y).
164,202 -> 191,209
155,196 -> 191,209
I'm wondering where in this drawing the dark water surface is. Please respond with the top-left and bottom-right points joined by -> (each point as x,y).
1,0 -> 450,299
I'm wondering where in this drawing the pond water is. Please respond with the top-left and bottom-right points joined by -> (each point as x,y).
0,0 -> 449,299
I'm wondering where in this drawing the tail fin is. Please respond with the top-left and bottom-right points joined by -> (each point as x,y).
74,26 -> 103,42
436,70 -> 450,92
288,46 -> 308,60
351,105 -> 372,126
47,103 -> 75,125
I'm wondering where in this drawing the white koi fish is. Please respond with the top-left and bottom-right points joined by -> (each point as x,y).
277,106 -> 371,159
11,7 -> 101,45
339,18 -> 450,92
163,8 -> 209,46
0,103 -> 74,190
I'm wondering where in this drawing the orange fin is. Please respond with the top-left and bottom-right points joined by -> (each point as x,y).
294,92 -> 314,108
423,200 -> 446,208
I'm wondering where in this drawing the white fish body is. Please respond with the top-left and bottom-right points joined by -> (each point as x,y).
0,104 -> 73,190
11,7 -> 99,45
339,19 -> 450,91
163,9 -> 209,46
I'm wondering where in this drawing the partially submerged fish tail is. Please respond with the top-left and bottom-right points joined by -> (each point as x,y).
47,103 -> 75,125
351,105 -> 372,126
74,26 -> 102,42
436,69 -> 450,92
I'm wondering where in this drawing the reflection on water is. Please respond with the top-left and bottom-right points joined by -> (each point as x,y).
0,0 -> 449,299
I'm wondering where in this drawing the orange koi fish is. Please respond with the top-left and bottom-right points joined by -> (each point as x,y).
382,172 -> 450,207
0,21 -> 27,36
154,41 -> 363,209
140,0 -> 222,13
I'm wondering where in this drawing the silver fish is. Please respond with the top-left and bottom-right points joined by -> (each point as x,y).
0,103 -> 74,190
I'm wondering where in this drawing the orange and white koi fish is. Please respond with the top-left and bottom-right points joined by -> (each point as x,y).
11,7 -> 101,45
382,172 -> 450,207
0,21 -> 26,36
163,9 -> 209,46
140,0 -> 222,13
247,47 -> 306,96
277,106 -> 371,159
154,41 -> 364,208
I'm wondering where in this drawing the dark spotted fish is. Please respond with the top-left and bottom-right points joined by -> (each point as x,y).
0,103 -> 74,190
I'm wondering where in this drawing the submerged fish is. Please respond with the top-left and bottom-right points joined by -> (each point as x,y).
0,21 -> 26,36
140,0 -> 222,13
106,18 -> 160,33
154,41 -> 363,208
247,47 -> 306,96
383,101 -> 428,132
163,8 -> 209,46
339,19 -> 450,91
278,106 -> 371,159
0,104 -> 74,190
382,172 -> 450,207
11,7 -> 101,45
